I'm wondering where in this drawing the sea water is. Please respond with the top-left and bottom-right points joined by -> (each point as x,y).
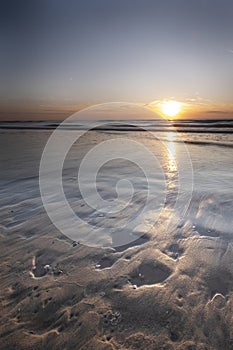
0,119 -> 232,246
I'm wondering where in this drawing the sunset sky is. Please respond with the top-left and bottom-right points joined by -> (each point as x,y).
1,0 -> 233,120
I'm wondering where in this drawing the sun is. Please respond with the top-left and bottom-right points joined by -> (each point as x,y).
160,100 -> 183,118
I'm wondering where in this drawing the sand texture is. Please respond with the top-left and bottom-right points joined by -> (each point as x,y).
1,128 -> 233,349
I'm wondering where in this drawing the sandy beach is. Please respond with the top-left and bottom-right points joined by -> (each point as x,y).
0,123 -> 233,350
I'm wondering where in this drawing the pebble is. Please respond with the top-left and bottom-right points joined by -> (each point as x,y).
133,284 -> 138,289
109,311 -> 122,325
95,264 -> 101,269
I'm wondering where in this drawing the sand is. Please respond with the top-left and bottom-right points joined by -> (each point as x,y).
0,128 -> 233,349
1,218 -> 233,349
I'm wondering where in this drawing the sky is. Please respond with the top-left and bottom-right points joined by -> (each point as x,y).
0,0 -> 233,120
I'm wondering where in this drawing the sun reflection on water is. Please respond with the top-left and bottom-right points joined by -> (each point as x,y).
166,132 -> 177,173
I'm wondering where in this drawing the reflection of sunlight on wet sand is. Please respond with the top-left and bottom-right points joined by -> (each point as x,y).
166,132 -> 177,173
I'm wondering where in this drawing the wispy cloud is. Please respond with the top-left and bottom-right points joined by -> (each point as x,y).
206,110 -> 232,115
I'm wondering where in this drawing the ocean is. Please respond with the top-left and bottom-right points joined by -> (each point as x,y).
0,119 -> 232,243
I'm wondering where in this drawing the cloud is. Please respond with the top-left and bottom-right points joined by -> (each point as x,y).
206,110 -> 232,115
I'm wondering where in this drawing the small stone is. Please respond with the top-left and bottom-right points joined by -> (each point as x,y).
44,264 -> 50,270
132,284 -> 137,289
109,311 -> 121,325
53,268 -> 63,276
95,264 -> 101,269
99,291 -> 105,297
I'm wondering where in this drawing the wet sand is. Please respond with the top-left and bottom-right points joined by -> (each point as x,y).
1,217 -> 233,349
1,129 -> 233,349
